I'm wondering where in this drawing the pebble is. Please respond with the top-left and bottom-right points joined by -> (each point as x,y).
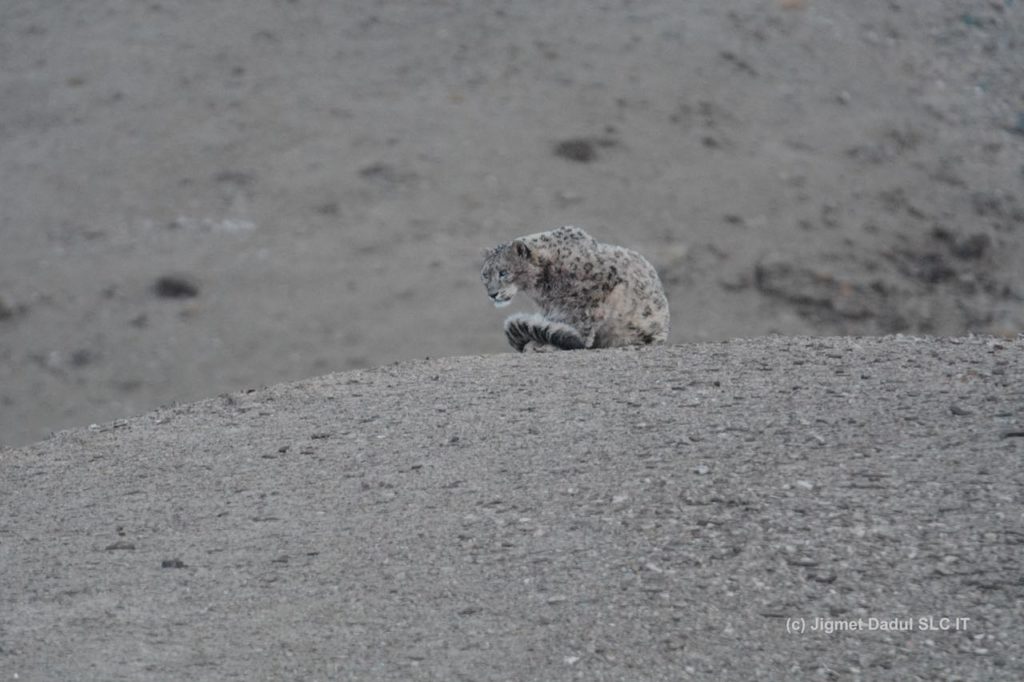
161,558 -> 187,569
553,138 -> 597,163
153,274 -> 200,299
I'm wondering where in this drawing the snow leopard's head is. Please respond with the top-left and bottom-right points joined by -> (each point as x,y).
480,240 -> 540,307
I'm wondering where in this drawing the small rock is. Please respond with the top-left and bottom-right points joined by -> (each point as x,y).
105,540 -> 136,551
553,138 -> 598,163
552,137 -> 617,163
153,274 -> 200,299
950,404 -> 973,416
161,558 -> 187,569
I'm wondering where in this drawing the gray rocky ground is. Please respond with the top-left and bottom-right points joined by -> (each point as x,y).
2,336 -> 1022,681
1,3 -> 1022,679
1,0 -> 1023,447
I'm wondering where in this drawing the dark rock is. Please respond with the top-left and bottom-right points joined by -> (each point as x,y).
554,138 -> 597,163
153,275 -> 200,299
161,558 -> 188,569
552,137 -> 617,163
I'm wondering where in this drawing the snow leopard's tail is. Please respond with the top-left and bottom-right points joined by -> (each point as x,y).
503,313 -> 586,352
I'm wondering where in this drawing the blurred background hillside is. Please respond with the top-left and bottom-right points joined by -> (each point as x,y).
1,0 -> 1021,447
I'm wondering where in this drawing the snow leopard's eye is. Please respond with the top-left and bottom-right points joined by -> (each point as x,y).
498,270 -> 509,281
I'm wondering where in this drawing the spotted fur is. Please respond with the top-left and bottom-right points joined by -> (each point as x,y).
481,226 -> 670,352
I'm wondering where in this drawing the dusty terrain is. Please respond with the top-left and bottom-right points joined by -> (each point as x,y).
3,337 -> 1022,680
1,0 -> 1022,446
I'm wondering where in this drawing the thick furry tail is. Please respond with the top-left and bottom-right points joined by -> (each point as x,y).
503,313 -> 586,352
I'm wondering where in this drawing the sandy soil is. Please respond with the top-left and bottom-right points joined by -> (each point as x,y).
1,0 -> 1022,447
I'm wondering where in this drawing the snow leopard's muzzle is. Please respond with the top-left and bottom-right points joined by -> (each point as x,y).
486,283 -> 517,308
489,291 -> 514,307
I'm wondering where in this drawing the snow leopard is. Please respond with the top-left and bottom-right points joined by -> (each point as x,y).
480,226 -> 670,352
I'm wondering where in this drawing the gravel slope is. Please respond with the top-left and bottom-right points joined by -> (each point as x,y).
2,336 -> 1022,681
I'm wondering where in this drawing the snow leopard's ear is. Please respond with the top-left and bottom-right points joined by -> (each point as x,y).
513,240 -> 531,260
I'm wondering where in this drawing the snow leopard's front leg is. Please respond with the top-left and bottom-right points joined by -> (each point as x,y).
503,313 -> 585,352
